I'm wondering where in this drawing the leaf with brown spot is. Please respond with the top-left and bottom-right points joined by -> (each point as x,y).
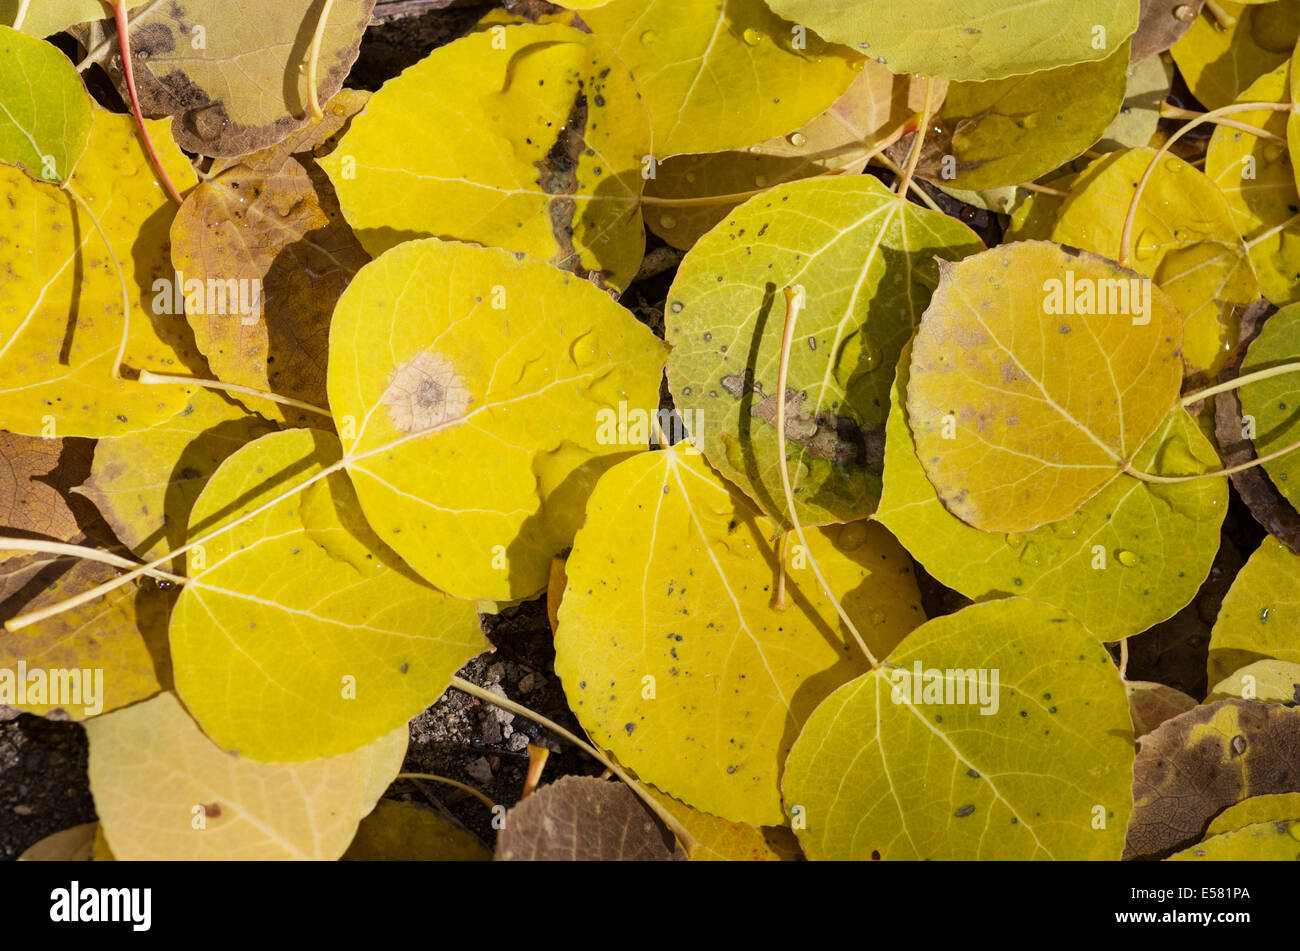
91,0 -> 376,156
0,431 -> 96,545
170,91 -> 371,423
495,776 -> 684,861
1125,699 -> 1300,859
1127,681 -> 1198,737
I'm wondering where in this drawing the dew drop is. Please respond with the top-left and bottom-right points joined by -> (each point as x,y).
1133,229 -> 1159,261
659,214 -> 677,230
1174,4 -> 1196,22
1116,549 -> 1138,567
640,30 -> 659,45
788,131 -> 808,148
568,329 -> 600,368
742,28 -> 764,46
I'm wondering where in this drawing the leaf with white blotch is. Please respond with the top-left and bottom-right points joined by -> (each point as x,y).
0,25 -> 90,183
582,0 -> 862,157
1171,0 -> 1300,110
907,241 -> 1184,533
495,776 -> 683,860
917,42 -> 1130,190
17,822 -> 96,861
1208,659 -> 1300,703
322,24 -> 651,292
1237,304 -> 1300,511
0,107 -> 200,438
763,0 -> 1139,82
666,175 -> 983,528
783,598 -> 1134,860
77,389 -> 277,561
0,557 -> 168,720
644,64 -> 938,250
343,800 -> 490,861
1206,64 -> 1300,306
1209,536 -> 1300,684
1127,681 -> 1198,737
170,428 -> 487,761
879,340 -> 1226,640
1050,148 -> 1258,381
90,0 -> 375,157
1169,819 -> 1300,859
1125,698 -> 1300,859
0,0 -> 151,37
86,692 -> 406,860
170,91 -> 370,424
554,447 -> 925,826
328,239 -> 667,602
1205,792 -> 1300,836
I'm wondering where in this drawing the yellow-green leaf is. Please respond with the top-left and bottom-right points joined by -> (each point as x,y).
879,340 -> 1226,640
1171,0 -> 1300,110
1206,63 -> 1300,306
1238,303 -> 1300,510
907,240 -> 1184,533
170,428 -> 487,761
582,0 -> 862,156
1205,792 -> 1300,835
554,446 -> 925,826
322,24 -> 651,292
646,785 -> 793,860
924,42 -> 1130,190
764,0 -> 1139,81
328,239 -> 668,602
1210,536 -> 1300,682
76,388 -> 277,561
0,107 -> 200,438
783,597 -> 1134,860
0,0 -> 151,38
665,175 -> 983,527
86,692 -> 407,860
1169,819 -> 1300,859
1208,658 -> 1300,703
0,24 -> 91,183
1050,148 -> 1258,380
343,800 -> 490,861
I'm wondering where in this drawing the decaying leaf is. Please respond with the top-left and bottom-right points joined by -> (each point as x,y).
343,800 -> 491,861
495,776 -> 683,861
1127,680 -> 1199,736
1125,698 -> 1300,859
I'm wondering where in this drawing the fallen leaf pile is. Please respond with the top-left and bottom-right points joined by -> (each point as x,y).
4,0 -> 1300,862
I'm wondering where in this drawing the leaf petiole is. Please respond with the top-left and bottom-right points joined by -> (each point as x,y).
1181,359 -> 1300,407
395,772 -> 495,809
304,0 -> 336,122
136,370 -> 333,418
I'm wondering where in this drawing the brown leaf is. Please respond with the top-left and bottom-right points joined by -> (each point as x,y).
0,432 -> 97,543
170,92 -> 371,421
1125,699 -> 1300,859
1213,300 -> 1300,552
93,0 -> 376,156
495,776 -> 685,861
1131,0 -> 1204,63
1127,680 -> 1199,736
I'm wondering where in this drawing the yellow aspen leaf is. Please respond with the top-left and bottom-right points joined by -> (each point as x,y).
169,428 -> 486,761
1209,536 -> 1300,683
907,241 -> 1185,533
1208,658 -> 1300,703
343,800 -> 490,861
1169,819 -> 1300,860
645,785 -> 793,860
86,692 -> 407,860
17,822 -> 97,860
1204,792 -> 1300,836
764,0 -> 1139,82
1171,0 -> 1300,110
880,341 -> 1226,639
322,24 -> 651,292
554,447 -> 925,826
328,239 -> 668,602
666,176 -> 983,528
783,598 -> 1134,860
1237,304 -> 1300,510
0,107 -> 200,438
1050,148 -> 1258,381
0,0 -> 151,38
582,0 -> 862,156
76,388 -> 277,561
